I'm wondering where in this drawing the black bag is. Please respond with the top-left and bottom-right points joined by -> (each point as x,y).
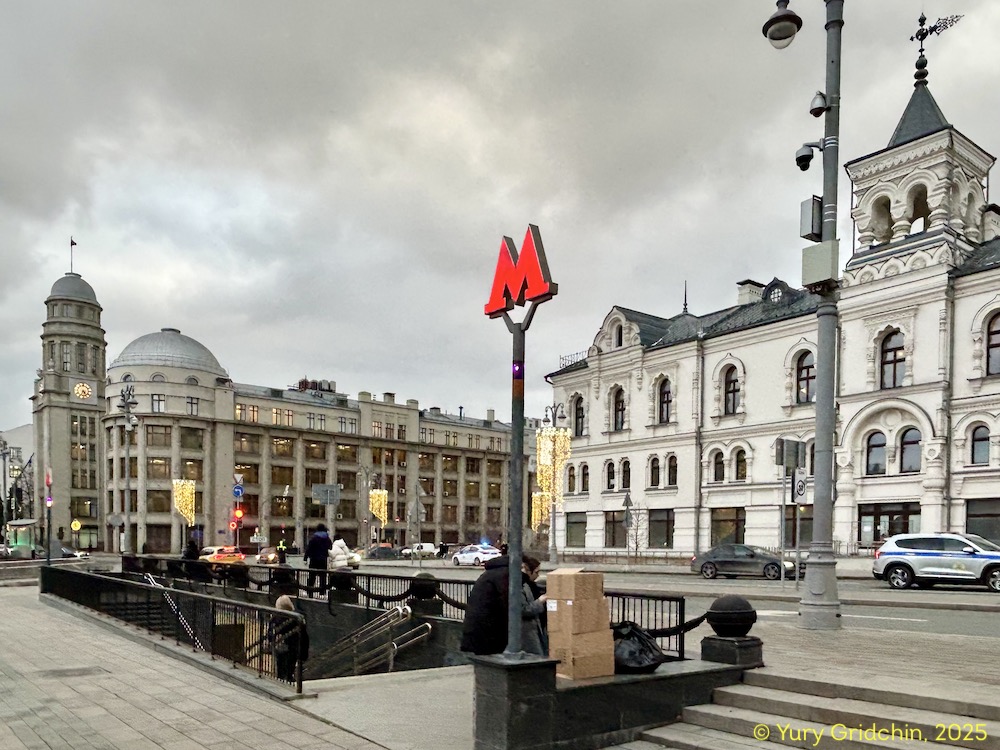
611,621 -> 668,674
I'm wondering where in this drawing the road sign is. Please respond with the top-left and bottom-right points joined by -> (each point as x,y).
250,534 -> 266,544
622,491 -> 633,508
312,483 -> 341,507
70,519 -> 81,532
793,468 -> 808,503
234,473 -> 244,485
233,485 -> 245,498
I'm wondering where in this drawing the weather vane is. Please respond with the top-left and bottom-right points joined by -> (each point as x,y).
910,13 -> 963,54
909,13 -> 962,85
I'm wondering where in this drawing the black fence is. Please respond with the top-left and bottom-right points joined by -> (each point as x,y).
40,565 -> 308,693
118,556 -> 688,658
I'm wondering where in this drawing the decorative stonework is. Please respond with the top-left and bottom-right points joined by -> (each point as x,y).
863,308 -> 917,390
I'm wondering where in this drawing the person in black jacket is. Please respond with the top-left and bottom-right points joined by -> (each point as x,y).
303,524 -> 333,598
460,555 -> 548,656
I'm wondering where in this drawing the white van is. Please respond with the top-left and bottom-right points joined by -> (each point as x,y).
402,542 -> 437,559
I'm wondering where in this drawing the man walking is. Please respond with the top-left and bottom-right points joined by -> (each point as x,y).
303,524 -> 333,598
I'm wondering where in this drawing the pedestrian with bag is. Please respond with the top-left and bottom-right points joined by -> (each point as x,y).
329,533 -> 353,568
303,524 -> 333,598
271,594 -> 309,682
460,554 -> 548,656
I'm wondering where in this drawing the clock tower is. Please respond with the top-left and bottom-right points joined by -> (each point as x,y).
31,272 -> 107,551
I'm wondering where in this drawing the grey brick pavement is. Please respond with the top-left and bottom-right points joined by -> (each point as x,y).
0,586 -> 385,750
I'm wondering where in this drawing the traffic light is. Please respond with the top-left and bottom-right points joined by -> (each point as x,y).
234,507 -> 244,529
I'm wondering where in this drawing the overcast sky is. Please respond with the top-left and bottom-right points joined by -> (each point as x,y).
2,1 -> 997,434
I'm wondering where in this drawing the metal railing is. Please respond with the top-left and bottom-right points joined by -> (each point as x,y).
116,556 -> 689,658
313,604 -> 432,677
41,565 -> 308,693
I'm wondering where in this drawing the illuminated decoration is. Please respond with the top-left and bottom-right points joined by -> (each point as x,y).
536,426 -> 572,511
369,489 -> 389,526
172,479 -> 196,526
484,225 -> 558,318
531,492 -> 550,532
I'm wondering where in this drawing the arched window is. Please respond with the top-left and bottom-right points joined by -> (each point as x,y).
734,449 -> 747,480
151,373 -> 166,383
988,314 -> 1000,376
581,464 -> 590,491
667,456 -> 678,486
606,463 -> 616,490
880,330 -> 905,389
900,428 -> 922,473
185,376 -> 199,386
866,432 -> 886,475
573,398 -> 585,437
621,460 -> 631,489
568,466 -> 576,493
613,388 -> 626,431
712,451 -> 724,482
972,425 -> 990,465
650,458 -> 660,487
723,366 -> 740,415
658,379 -> 672,423
614,324 -> 623,348
796,351 -> 815,403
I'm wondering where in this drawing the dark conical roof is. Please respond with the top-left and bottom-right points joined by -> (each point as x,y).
887,83 -> 950,148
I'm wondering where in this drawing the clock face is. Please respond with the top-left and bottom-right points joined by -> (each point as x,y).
73,382 -> 93,400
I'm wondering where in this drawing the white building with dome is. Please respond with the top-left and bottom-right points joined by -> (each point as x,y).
547,50 -> 1000,557
32,287 -> 534,554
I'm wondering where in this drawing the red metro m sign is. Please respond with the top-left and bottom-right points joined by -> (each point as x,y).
484,225 -> 558,318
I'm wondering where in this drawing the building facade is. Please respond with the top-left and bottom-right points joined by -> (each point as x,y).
32,294 -> 534,554
548,60 -> 1000,557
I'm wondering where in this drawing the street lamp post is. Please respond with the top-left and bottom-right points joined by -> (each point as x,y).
0,437 -> 8,544
763,0 -> 843,630
118,385 -> 139,555
538,403 -> 570,564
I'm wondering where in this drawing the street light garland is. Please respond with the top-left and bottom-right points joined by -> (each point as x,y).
172,479 -> 196,526
369,489 -> 389,527
530,491 -> 548,532
535,426 -> 572,509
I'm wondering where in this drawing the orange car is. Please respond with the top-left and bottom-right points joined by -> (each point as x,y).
198,546 -> 246,564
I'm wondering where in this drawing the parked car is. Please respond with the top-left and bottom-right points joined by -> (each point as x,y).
198,546 -> 246,564
401,542 -> 437,559
690,543 -> 803,580
365,545 -> 401,560
451,544 -> 502,567
872,532 -> 1000,591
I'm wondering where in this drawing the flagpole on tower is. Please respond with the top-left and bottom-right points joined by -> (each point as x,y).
70,237 -> 77,273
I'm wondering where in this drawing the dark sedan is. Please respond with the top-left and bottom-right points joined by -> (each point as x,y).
365,545 -> 402,560
690,543 -> 804,580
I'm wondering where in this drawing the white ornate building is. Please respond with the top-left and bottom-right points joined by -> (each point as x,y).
548,57 -> 1000,557
31,278 -> 534,554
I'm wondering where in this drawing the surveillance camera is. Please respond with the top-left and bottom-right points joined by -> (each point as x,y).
795,145 -> 814,171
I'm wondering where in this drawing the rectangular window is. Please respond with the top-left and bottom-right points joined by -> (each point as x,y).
234,432 -> 261,454
604,511 -> 627,548
272,437 -> 293,457
487,460 -> 503,478
466,457 -> 481,474
418,452 -> 434,471
235,463 -> 259,484
566,512 -> 587,547
648,509 -> 675,549
464,506 -> 480,524
305,441 -> 326,460
487,482 -> 501,500
419,477 -> 435,495
397,424 -> 405,441
337,471 -> 357,491
182,459 -> 203,481
305,467 -> 326,486
284,409 -> 293,426
348,418 -> 357,434
151,394 -> 166,413
464,480 -> 480,499
61,342 -> 71,372
146,425 -> 171,447
76,342 -> 87,373
249,405 -> 258,423
441,504 -> 458,523
385,423 -> 394,439
710,507 -> 746,546
443,479 -> 458,497
271,465 -> 293,485
236,402 -> 248,420
372,421 -> 383,438
179,427 -> 203,450
442,455 -> 459,473
186,397 -> 199,416
336,443 -> 358,463
318,414 -> 326,431
420,427 -> 427,442
147,490 -> 171,513
90,344 -> 99,375
468,434 -> 474,448
428,429 -> 435,444
270,496 -> 292,517
339,416 -> 347,432
307,413 -> 316,430
272,408 -> 281,425
147,457 -> 171,479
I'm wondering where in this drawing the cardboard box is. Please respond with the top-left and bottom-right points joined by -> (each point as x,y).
545,568 -> 604,600
546,597 -> 612,635
549,628 -> 615,680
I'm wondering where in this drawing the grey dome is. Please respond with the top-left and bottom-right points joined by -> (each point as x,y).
49,273 -> 98,303
110,328 -> 228,377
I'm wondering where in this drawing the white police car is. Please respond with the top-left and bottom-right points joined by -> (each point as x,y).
872,532 -> 1000,591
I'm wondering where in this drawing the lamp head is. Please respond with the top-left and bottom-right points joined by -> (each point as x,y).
762,0 -> 802,49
